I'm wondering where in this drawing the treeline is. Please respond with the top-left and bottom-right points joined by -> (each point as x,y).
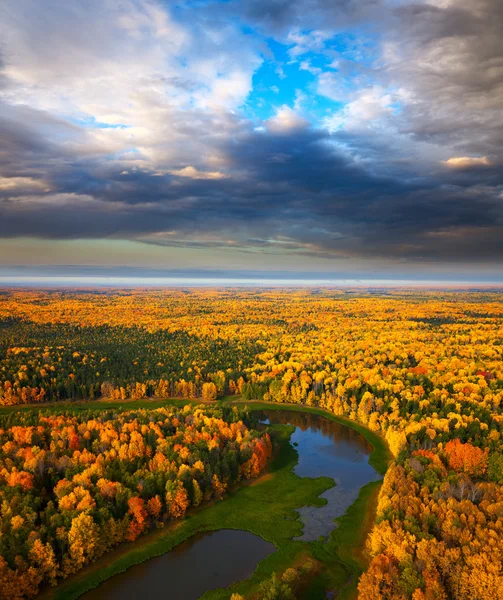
0,404 -> 272,599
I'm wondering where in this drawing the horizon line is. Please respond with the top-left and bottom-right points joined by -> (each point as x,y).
2,276 -> 503,289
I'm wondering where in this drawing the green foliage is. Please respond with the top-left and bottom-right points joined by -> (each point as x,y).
488,452 -> 503,483
0,321 -> 260,403
398,559 -> 424,597
258,573 -> 295,600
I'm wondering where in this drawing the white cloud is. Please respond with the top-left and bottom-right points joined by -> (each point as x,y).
317,72 -> 348,102
293,90 -> 307,111
0,0 -> 261,173
275,66 -> 287,79
299,60 -> 321,75
200,68 -> 259,110
324,87 -> 395,131
287,29 -> 331,59
266,106 -> 308,132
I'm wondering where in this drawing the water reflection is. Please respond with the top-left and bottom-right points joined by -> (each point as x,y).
261,410 -> 380,541
82,529 -> 275,600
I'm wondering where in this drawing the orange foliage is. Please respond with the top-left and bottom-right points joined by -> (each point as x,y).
444,439 -> 488,477
165,481 -> 190,519
2,468 -> 34,491
127,497 -> 148,540
146,496 -> 162,519
0,403 -> 271,597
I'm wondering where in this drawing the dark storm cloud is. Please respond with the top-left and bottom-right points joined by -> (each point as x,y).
0,103 -> 72,173
2,107 -> 501,265
236,0 -> 384,34
0,0 -> 502,273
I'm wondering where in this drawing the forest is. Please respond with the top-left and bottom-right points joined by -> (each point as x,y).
0,402 -> 271,598
0,288 -> 502,598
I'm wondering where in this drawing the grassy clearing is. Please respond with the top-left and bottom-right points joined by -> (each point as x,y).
24,398 -> 390,599
308,480 -> 382,600
0,397 -> 197,414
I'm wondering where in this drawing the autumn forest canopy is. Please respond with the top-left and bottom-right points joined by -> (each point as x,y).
0,288 -> 503,599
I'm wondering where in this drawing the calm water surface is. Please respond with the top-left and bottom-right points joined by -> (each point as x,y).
260,410 -> 380,540
83,409 -> 379,598
83,529 -> 275,600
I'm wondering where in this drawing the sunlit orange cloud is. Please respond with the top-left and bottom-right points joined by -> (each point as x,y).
443,156 -> 492,169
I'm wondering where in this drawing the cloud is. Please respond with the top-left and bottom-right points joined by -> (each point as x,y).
443,156 -> 492,169
287,29 -> 331,58
0,177 -> 50,193
324,87 -> 397,131
168,166 -> 229,180
266,106 -> 309,132
0,0 -> 502,277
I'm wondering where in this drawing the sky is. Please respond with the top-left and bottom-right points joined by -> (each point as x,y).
0,0 -> 502,283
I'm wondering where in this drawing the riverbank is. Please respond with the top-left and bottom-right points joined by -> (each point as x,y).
41,423 -> 332,600
16,399 -> 391,600
227,400 -> 391,476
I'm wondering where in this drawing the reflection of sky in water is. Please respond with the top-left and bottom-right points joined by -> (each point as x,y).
83,529 -> 274,600
291,424 -> 376,488
262,410 -> 381,541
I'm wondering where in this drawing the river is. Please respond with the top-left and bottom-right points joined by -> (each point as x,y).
259,410 -> 380,541
83,409 -> 379,599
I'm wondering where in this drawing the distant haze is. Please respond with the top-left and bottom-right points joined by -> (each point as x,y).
2,275 -> 503,290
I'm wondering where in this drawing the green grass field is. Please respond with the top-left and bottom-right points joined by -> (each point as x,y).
0,397 -> 198,414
